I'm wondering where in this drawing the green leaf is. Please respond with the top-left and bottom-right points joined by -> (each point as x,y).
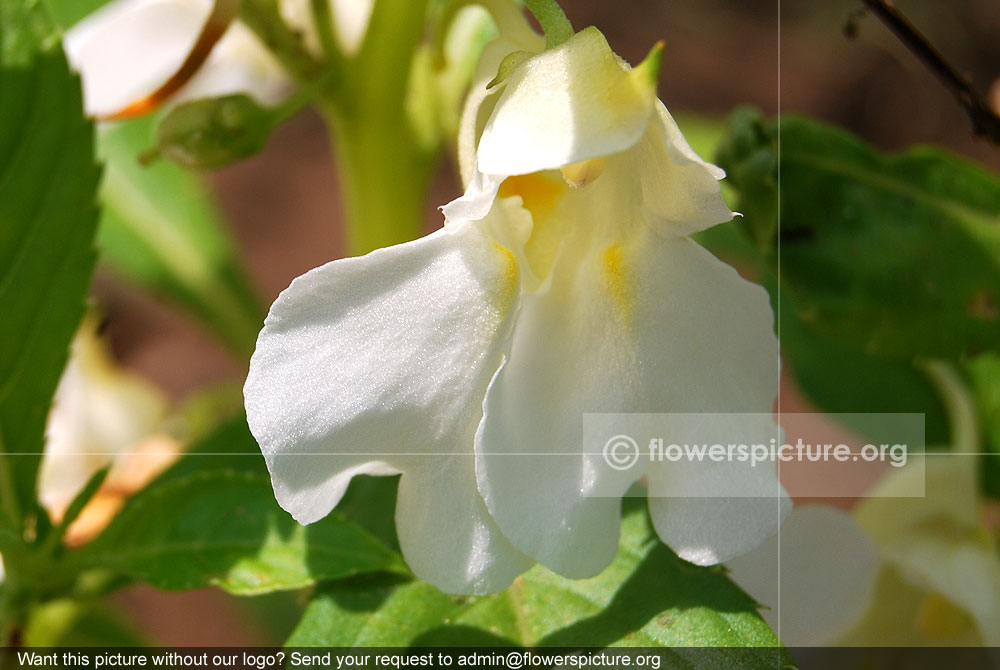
288,499 -> 782,654
97,116 -> 264,358
0,3 -> 100,529
74,470 -> 407,595
151,414 -> 268,485
772,279 -> 950,445
23,599 -> 148,646
717,109 -> 1000,361
42,0 -> 111,31
1,0 -> 58,64
148,413 -> 404,552
965,352 -> 1000,498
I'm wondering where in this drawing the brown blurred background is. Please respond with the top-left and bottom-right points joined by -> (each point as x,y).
90,0 -> 1000,644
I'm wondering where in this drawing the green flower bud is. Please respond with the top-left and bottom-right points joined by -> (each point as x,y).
154,94 -> 274,170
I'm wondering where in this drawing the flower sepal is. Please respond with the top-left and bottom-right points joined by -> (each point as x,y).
145,93 -> 276,170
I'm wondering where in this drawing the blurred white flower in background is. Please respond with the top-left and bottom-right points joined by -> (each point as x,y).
245,22 -> 786,594
727,504 -> 881,646
846,456 -> 1000,646
39,317 -> 180,545
730,367 -> 1000,648
279,0 -> 375,57
63,0 -> 289,117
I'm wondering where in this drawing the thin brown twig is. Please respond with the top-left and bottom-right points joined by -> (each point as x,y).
857,0 -> 1000,146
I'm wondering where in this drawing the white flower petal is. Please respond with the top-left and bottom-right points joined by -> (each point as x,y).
330,0 -> 375,54
64,0 -> 288,116
447,15 -> 544,222
727,505 -> 879,646
854,455 -> 978,546
177,22 -> 290,106
882,528 -> 1000,647
647,495 -> 789,567
65,0 -> 208,114
636,103 -> 734,236
454,8 -> 544,189
396,459 -> 532,595
476,27 -> 657,177
279,0 -> 375,57
40,324 -> 167,520
476,230 -> 781,576
244,224 -> 528,593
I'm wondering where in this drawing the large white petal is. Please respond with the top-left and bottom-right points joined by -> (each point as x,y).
396,459 -> 531,595
476,27 -> 657,177
647,495 -> 789,567
476,230 -> 782,576
727,505 -> 879,646
244,224 -> 529,593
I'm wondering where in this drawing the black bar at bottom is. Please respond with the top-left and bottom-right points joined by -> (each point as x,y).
0,647 -> 997,670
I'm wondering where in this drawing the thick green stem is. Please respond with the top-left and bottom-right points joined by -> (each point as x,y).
321,0 -> 435,255
524,0 -> 573,48
327,111 -> 435,256
244,0 -> 437,253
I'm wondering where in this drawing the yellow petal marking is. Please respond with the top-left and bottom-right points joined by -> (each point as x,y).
498,172 -> 566,218
498,172 -> 567,281
492,241 -> 520,304
603,243 -> 632,324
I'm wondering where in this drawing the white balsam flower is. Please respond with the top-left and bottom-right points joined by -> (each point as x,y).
39,319 -> 171,526
245,24 -> 786,594
726,505 -> 881,646
730,458 -> 1000,647
63,0 -> 289,117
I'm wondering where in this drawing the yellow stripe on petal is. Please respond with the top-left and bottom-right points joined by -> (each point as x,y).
602,243 -> 632,323
493,242 -> 519,295
488,241 -> 520,318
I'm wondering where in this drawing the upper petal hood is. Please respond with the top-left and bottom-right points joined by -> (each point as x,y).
446,30 -> 732,240
476,27 -> 658,176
